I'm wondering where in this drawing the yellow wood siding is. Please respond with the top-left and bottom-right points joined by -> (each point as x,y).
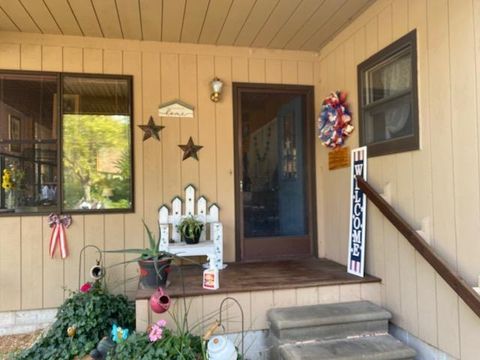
0,31 -> 316,311
317,0 -> 480,358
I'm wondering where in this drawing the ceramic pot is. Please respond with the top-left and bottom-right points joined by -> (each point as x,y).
138,258 -> 171,289
149,287 -> 171,313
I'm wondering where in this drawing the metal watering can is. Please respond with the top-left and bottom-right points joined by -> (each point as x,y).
149,287 -> 171,314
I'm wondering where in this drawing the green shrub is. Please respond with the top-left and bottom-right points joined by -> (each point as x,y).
106,330 -> 203,360
13,282 -> 135,360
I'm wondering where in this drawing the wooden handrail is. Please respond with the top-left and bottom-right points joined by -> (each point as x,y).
356,176 -> 480,318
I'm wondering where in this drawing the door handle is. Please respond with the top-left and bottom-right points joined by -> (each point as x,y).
240,180 -> 243,192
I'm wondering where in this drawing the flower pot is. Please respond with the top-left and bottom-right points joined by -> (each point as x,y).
138,258 -> 171,289
183,228 -> 202,244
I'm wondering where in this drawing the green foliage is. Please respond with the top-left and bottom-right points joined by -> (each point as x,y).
106,329 -> 204,360
105,220 -> 172,261
62,114 -> 132,209
12,282 -> 135,360
176,216 -> 204,240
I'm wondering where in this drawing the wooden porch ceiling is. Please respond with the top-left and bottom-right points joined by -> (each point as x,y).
0,0 -> 375,51
136,257 -> 380,299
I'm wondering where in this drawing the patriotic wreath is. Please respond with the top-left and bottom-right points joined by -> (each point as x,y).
318,91 -> 354,149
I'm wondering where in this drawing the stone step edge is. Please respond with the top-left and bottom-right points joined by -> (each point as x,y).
268,301 -> 391,332
271,331 -> 391,347
279,334 -> 416,360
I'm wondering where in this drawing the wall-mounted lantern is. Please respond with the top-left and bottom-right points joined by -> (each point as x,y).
210,77 -> 224,102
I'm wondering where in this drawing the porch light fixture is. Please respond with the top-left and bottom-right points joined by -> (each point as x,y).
210,77 -> 224,102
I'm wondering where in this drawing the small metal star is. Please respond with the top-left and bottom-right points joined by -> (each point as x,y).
178,137 -> 203,161
138,116 -> 165,141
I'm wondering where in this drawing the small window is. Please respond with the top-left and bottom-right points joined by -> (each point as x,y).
358,30 -> 419,157
0,71 -> 133,215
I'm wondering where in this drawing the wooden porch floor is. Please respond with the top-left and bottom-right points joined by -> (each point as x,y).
136,257 -> 380,299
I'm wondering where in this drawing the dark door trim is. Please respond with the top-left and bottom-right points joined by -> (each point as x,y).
233,82 -> 317,262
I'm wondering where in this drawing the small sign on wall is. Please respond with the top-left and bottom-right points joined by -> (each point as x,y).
347,146 -> 367,277
328,147 -> 350,170
159,100 -> 194,118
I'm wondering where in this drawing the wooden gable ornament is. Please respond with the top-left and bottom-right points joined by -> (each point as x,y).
158,100 -> 194,118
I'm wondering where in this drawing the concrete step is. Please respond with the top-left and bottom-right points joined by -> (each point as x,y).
279,334 -> 416,360
268,301 -> 391,342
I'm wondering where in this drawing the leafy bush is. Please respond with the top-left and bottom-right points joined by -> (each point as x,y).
106,330 -> 203,360
13,282 -> 135,360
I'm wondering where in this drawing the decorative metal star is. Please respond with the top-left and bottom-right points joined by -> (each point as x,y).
138,116 -> 165,141
178,137 -> 203,161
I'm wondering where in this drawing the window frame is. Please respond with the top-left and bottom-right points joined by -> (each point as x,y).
0,69 -> 135,216
357,29 -> 419,157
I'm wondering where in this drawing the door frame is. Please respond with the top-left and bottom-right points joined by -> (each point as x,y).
233,82 -> 317,262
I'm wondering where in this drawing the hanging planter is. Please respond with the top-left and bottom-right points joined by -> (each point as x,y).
318,91 -> 354,149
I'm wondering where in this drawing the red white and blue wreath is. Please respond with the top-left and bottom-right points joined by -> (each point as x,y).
318,91 -> 354,149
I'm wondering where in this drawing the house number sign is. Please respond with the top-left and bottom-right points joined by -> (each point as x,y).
347,146 -> 367,277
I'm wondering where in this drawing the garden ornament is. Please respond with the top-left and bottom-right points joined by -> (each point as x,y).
66,325 -> 76,337
149,286 -> 171,314
111,324 -> 129,343
90,336 -> 115,360
89,260 -> 106,280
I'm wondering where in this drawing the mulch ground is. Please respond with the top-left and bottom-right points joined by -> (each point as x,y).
0,331 -> 91,360
0,330 -> 43,359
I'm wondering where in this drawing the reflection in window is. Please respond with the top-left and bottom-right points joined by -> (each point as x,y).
0,71 -> 133,215
0,73 -> 57,213
62,76 -> 132,211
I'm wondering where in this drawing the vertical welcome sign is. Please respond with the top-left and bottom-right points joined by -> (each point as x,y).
347,146 -> 367,277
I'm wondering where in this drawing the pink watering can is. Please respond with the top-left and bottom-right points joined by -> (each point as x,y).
149,287 -> 171,314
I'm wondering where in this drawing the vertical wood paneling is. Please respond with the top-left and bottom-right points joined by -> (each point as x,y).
83,216 -> 105,285
248,58 -> 265,82
0,43 -> 20,68
142,52 -> 162,231
265,59 -> 281,83
179,54 -> 199,187
215,56 -> 235,262
0,218 -> 21,310
160,53 -> 181,200
449,0 -> 480,286
41,46 -> 62,71
20,44 -> 41,70
197,55 -> 217,200
123,50 -> 144,296
83,48 -> 103,73
104,214 -> 126,294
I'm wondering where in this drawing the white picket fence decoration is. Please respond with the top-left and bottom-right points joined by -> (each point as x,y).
158,185 -> 223,269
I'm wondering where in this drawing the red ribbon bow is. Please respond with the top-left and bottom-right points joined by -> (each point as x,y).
48,213 -> 72,259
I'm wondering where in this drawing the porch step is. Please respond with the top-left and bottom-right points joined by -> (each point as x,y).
279,334 -> 416,360
267,301 -> 415,360
268,301 -> 391,342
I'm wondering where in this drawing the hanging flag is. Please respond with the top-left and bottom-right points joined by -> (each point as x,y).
347,147 -> 367,277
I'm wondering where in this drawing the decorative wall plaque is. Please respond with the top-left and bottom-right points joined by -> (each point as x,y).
159,100 -> 194,118
328,146 -> 350,170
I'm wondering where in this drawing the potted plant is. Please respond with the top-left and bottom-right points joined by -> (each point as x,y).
177,216 -> 204,244
106,221 -> 173,289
